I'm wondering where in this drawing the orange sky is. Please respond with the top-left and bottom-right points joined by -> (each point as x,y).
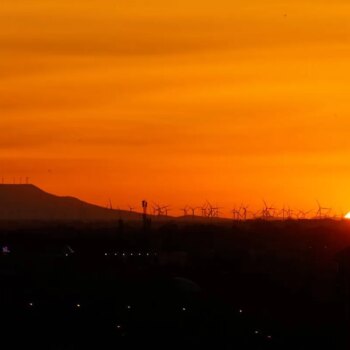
2,0 -> 350,216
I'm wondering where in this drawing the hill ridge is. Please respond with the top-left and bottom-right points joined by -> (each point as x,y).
0,184 -> 142,222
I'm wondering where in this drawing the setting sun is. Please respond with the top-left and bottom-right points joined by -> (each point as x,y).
345,212 -> 350,220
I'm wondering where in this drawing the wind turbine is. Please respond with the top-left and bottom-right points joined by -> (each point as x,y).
201,203 -> 208,217
188,206 -> 198,218
205,201 -> 218,218
297,210 -> 312,220
316,201 -> 331,219
180,206 -> 189,216
211,206 -> 223,218
286,207 -> 294,219
153,203 -> 163,216
279,205 -> 288,220
152,203 -> 170,216
161,205 -> 171,216
262,200 -> 275,219
232,207 -> 241,221
239,204 -> 249,220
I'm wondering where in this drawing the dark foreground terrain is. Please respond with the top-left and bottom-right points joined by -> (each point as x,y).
0,219 -> 349,349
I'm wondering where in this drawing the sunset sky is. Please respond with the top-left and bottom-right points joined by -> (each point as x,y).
2,0 -> 350,216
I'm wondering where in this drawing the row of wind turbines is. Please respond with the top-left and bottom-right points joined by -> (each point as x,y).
109,199 -> 342,220
178,200 -> 335,220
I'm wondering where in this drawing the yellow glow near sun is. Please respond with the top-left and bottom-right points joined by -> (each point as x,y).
344,212 -> 350,220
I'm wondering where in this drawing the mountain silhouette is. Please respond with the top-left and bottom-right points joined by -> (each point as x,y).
0,184 -> 143,222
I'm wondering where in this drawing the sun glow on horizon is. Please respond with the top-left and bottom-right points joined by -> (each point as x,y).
344,212 -> 350,220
